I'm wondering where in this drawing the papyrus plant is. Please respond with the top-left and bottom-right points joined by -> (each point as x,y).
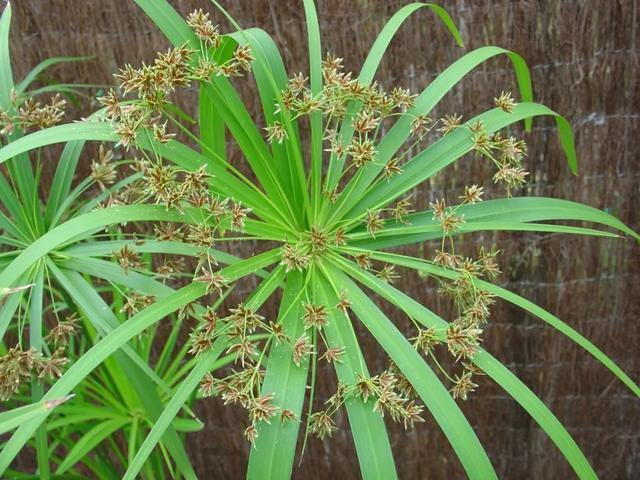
0,1 -> 637,479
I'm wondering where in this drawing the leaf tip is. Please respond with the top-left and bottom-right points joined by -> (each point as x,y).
0,283 -> 34,297
44,394 -> 75,410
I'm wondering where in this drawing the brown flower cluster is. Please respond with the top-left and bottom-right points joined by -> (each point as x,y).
0,90 -> 66,135
99,12 -> 252,150
310,367 -> 424,440
0,345 -> 70,400
267,53 -> 423,193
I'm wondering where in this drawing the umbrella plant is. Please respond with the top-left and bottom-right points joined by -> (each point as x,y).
0,0 -> 637,478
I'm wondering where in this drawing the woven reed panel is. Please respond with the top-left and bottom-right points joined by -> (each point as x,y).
6,0 -> 640,478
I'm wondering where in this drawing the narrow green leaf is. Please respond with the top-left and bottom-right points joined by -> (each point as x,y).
198,83 -> 226,161
133,0 -> 199,49
351,221 -> 619,249
0,276 -> 27,339
364,250 -> 640,397
44,140 -> 86,228
56,419 -> 129,474
0,397 -> 72,436
49,263 -> 198,478
247,271 -> 309,479
315,271 -> 398,480
0,250 -> 279,475
326,264 -> 497,479
129,269 -> 284,480
48,263 -> 184,400
323,2 -> 463,199
0,2 -> 14,106
333,254 -> 598,479
0,121 -> 289,228
302,0 -> 323,219
324,46 -> 535,226
0,122 -> 116,166
344,103 -> 577,223
123,345 -> 224,480
351,196 -> 638,247
16,56 -> 93,95
0,204 -> 278,292
29,265 -> 50,480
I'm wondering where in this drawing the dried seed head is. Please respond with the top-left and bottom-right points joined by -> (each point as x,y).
152,121 -> 175,144
292,334 -> 314,366
377,264 -> 399,284
121,292 -> 155,316
410,114 -> 432,137
17,94 -> 66,130
113,244 -> 142,273
280,409 -> 296,422
334,227 -> 347,246
430,198 -> 447,221
200,308 -> 219,336
249,393 -> 278,424
354,374 -> 377,403
38,348 -> 68,380
154,222 -> 184,242
233,45 -> 255,71
194,268 -> 227,296
382,157 -> 402,180
189,330 -> 213,356
226,336 -> 258,367
308,226 -> 329,254
348,138 -> 377,168
336,290 -> 351,312
450,372 -> 478,400
264,121 -> 289,144
244,424 -> 259,444
0,346 -> 41,400
478,246 -> 501,279
325,188 -> 339,204
187,9 -> 221,47
494,91 -> 516,113
390,87 -> 417,109
199,372 -> 216,397
401,401 -> 425,429
302,303 -> 328,330
352,110 -> 380,134
45,314 -> 79,346
459,185 -> 484,204
493,166 -> 529,193
230,202 -> 251,231
393,197 -> 414,224
90,145 -> 117,190
411,327 -> 442,355
145,163 -> 176,203
433,250 -> 462,268
98,88 -> 121,120
308,410 -> 337,439
186,224 -> 216,248
437,113 -> 462,136
320,346 -> 345,363
269,321 -> 290,344
288,72 -> 308,93
365,210 -> 384,236
280,243 -> 311,272
440,212 -> 464,235
446,324 -> 482,361
229,304 -> 265,332
354,253 -> 372,270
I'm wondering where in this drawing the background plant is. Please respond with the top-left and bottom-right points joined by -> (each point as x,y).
0,1 -> 638,479
0,7 -> 252,477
